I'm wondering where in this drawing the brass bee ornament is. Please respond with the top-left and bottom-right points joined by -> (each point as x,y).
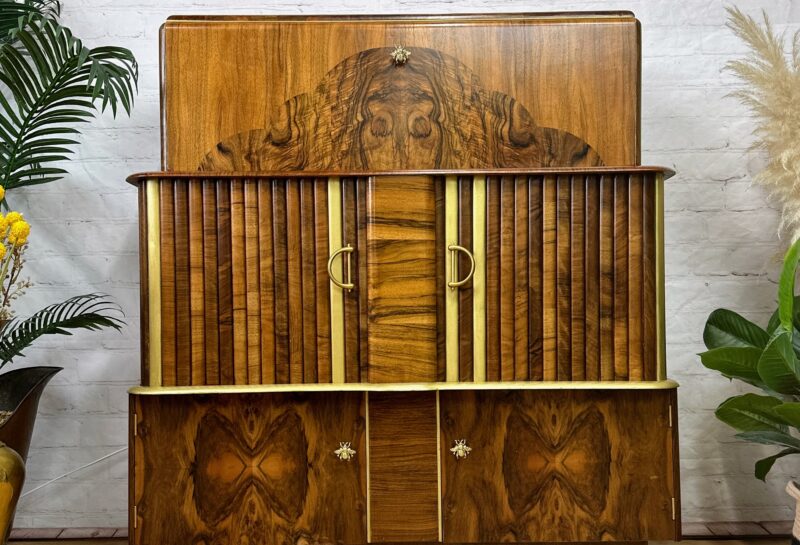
450,439 -> 472,459
334,441 -> 356,461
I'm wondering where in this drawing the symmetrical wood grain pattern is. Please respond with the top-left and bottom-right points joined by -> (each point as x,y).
156,177 -> 331,385
342,176 -> 447,383
131,392 -> 366,545
440,389 -> 678,542
162,14 -> 640,170
368,392 -> 440,542
484,172 -> 658,381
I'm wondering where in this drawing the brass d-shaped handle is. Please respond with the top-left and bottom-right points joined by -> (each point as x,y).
328,245 -> 355,291
448,245 -> 475,289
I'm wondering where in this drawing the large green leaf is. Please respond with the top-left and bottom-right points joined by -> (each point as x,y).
0,293 -> 123,366
778,239 -> 800,332
715,393 -> 788,433
700,346 -> 764,384
767,297 -> 800,335
773,402 -> 800,428
757,331 -> 800,394
736,430 -> 800,450
704,308 -> 770,349
0,14 -> 137,190
754,448 -> 798,481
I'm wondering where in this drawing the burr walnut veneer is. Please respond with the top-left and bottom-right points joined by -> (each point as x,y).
128,12 -> 680,545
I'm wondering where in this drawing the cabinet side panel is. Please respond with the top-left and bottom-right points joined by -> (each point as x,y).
365,176 -> 440,383
440,389 -> 677,542
368,391 -> 439,542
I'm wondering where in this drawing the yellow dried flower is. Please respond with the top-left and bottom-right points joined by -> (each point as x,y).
5,212 -> 22,226
7,220 -> 29,247
0,244 -> 7,259
0,186 -> 6,202
0,215 -> 9,237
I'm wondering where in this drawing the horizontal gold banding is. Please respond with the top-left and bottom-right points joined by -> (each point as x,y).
129,379 -> 679,395
445,176 -> 459,382
146,179 -> 162,388
328,177 -> 346,384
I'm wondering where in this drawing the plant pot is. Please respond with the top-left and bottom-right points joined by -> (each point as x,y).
0,366 -> 60,543
787,480 -> 800,544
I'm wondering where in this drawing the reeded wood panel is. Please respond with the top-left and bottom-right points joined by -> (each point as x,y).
484,172 -> 658,381
440,389 -> 678,542
157,178 -> 331,386
132,392 -> 367,545
368,392 -> 440,542
343,176 -> 446,383
162,14 -> 640,170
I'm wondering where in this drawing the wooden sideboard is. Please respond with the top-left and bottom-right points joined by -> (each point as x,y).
128,13 -> 679,545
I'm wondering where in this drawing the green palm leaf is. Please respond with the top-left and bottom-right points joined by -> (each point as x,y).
0,293 -> 123,366
0,13 -> 137,190
0,1 -> 60,45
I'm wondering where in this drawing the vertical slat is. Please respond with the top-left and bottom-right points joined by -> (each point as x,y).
173,181 -> 191,386
571,175 -> 586,381
201,181 -> 219,386
188,181 -> 205,385
342,178 -> 361,383
244,181 -> 262,384
528,176 -> 543,381
272,180 -> 290,384
286,180 -> 305,383
599,175 -> 615,381
628,174 -> 644,381
144,181 -> 160,388
216,181 -> 234,385
499,176 -> 515,381
614,174 -> 630,381
642,174 -> 658,381
514,176 -> 529,381
542,175 -> 557,381
230,180 -> 248,385
472,176 -> 487,383
159,182 -> 176,387
315,179 -> 332,384
300,180 -> 318,383
485,177 -> 501,381
458,177 -> 474,382
439,177 -> 451,382
356,178 -> 370,381
556,175 -> 572,381
584,175 -> 601,381
258,180 -> 276,384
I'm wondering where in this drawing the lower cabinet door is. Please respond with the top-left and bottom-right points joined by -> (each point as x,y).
131,392 -> 367,545
440,389 -> 679,542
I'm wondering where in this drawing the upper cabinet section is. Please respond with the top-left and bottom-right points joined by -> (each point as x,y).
160,13 -> 641,171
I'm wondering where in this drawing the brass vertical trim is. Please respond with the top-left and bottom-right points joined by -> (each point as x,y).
472,176 -> 487,382
655,174 -> 666,381
445,176 -> 459,382
146,179 -> 162,387
365,392 -> 371,541
436,389 -> 443,542
328,177 -> 346,384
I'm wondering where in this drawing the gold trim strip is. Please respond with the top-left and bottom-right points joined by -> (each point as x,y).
129,379 -> 679,395
328,177 -> 346,384
472,176 -> 487,382
655,174 -> 666,381
146,179 -> 162,387
436,389 -> 443,542
365,392 -> 371,541
445,176 -> 459,382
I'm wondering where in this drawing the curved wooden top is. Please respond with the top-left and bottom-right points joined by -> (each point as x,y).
126,166 -> 675,186
164,12 -> 636,24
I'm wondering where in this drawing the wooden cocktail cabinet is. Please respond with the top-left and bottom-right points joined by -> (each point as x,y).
129,13 -> 680,545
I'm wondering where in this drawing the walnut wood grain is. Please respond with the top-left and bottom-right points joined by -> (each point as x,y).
244,181 -> 262,384
642,174 -> 658,380
571,176 -> 586,381
161,15 -> 640,170
173,182 -> 191,386
368,392 -> 439,542
342,177 -> 362,383
201,181 -> 220,385
132,392 -> 367,545
258,180 -> 276,384
599,175 -> 615,381
364,176 -> 442,383
189,181 -> 205,386
485,178 -> 501,382
440,389 -> 678,542
272,181 -> 290,384
230,180 -> 248,385
216,183 -> 234,385
613,175 -> 629,381
138,184 -> 150,386
313,180 -> 332,383
158,182 -> 176,386
584,175 -> 601,381
457,177 -> 473,382
556,175 -> 572,381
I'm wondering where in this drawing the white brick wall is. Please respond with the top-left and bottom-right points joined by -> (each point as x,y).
8,0 -> 798,528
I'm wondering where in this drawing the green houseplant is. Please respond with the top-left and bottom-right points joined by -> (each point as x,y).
0,0 -> 138,538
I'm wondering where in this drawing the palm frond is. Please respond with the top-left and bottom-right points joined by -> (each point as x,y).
0,1 -> 59,45
0,293 -> 123,366
0,14 -> 137,190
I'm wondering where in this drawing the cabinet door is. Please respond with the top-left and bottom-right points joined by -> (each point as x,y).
132,392 -> 366,545
340,176 -> 447,383
440,389 -> 679,542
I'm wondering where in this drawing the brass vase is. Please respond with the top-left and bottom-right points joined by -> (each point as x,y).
0,442 -> 24,544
